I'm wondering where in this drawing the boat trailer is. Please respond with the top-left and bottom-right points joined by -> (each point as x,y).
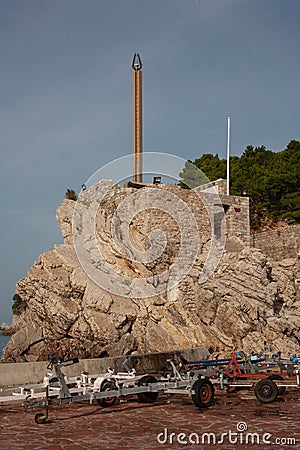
0,352 -> 299,424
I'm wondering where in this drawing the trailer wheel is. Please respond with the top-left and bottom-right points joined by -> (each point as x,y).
268,374 -> 286,395
34,413 -> 47,424
254,379 -> 278,403
97,380 -> 117,407
137,375 -> 158,403
192,379 -> 215,408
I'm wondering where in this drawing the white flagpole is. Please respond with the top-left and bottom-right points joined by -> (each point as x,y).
226,116 -> 231,195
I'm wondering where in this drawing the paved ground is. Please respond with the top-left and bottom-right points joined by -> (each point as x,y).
0,389 -> 300,450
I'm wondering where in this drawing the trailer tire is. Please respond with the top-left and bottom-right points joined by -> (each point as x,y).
192,378 -> 215,408
34,413 -> 47,424
137,375 -> 158,403
97,380 -> 117,407
254,379 -> 278,403
268,374 -> 286,395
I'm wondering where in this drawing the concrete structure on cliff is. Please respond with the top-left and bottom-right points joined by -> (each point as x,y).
196,178 -> 250,250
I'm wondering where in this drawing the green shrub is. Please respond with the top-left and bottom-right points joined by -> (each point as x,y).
65,189 -> 77,201
12,293 -> 27,315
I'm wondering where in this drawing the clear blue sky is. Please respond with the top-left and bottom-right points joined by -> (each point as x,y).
1,0 -> 299,324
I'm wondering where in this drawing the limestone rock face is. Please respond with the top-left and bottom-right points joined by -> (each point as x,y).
2,184 -> 300,362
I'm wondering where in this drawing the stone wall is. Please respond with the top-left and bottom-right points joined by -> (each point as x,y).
195,179 -> 250,250
250,224 -> 300,261
220,194 -> 250,249
0,347 -> 208,388
104,181 -> 250,265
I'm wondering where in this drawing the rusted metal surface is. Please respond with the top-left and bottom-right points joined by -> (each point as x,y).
132,53 -> 143,183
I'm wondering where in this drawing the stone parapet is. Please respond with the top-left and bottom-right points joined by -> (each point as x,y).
0,347 -> 207,388
250,224 -> 300,261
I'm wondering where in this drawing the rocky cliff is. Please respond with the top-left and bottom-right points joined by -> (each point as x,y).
2,181 -> 300,362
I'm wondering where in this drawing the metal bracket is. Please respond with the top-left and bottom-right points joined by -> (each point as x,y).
132,53 -> 142,71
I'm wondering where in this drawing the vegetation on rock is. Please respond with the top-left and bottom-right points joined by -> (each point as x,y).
12,293 -> 27,315
65,189 -> 77,201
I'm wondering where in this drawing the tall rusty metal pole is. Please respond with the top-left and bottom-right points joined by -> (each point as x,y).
132,53 -> 143,183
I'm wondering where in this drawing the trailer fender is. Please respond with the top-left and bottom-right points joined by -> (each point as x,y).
93,376 -> 106,392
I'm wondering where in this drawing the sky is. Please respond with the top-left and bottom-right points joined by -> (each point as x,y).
0,0 -> 300,324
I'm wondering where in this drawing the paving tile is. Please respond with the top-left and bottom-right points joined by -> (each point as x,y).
0,390 -> 299,449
